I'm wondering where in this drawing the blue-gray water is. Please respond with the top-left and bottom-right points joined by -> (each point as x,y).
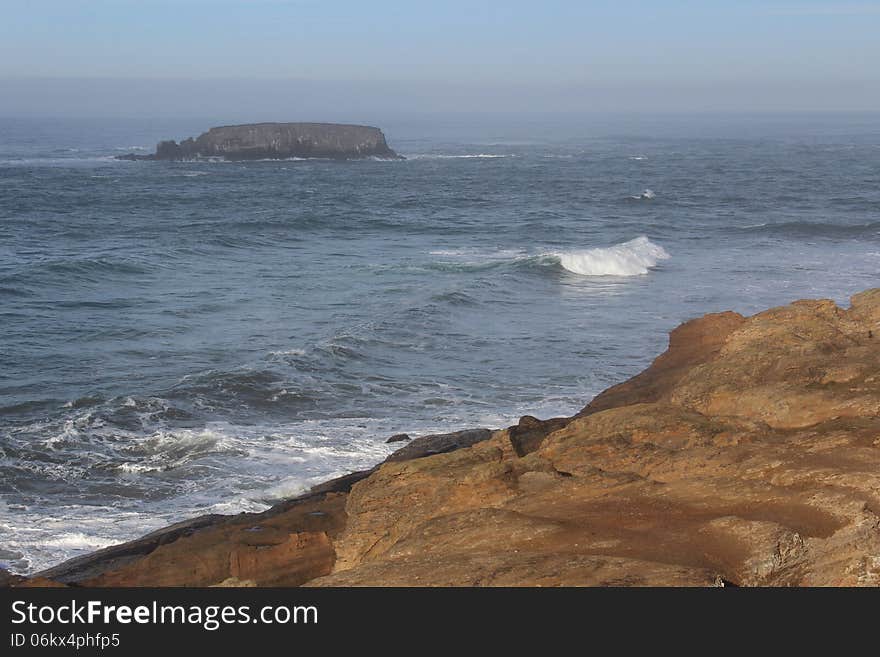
1,114 -> 879,573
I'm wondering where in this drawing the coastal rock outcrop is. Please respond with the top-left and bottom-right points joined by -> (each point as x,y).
9,290 -> 880,587
116,122 -> 401,161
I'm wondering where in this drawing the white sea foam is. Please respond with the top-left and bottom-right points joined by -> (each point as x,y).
40,532 -> 117,550
554,236 -> 670,277
267,348 -> 307,358
7,398 -> 603,574
254,475 -> 325,503
269,389 -> 290,402
117,462 -> 165,474
0,508 -> 171,575
630,188 -> 655,200
409,153 -> 514,160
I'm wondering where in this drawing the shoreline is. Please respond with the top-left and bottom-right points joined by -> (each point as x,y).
5,288 -> 880,587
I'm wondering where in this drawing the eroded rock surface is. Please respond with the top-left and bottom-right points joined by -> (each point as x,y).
12,290 -> 880,587
116,122 -> 401,161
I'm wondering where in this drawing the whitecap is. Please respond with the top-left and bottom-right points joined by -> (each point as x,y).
428,238 -> 669,278
40,533 -> 117,551
267,348 -> 307,358
553,236 -> 670,277
630,189 -> 655,200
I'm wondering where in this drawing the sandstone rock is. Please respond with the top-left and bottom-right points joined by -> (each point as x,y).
22,289 -> 880,587
36,495 -> 346,587
1,567 -> 66,588
314,289 -> 880,586
211,577 -> 257,587
508,415 -> 570,456
579,311 -> 747,416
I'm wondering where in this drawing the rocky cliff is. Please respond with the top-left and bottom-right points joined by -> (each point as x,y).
8,290 -> 880,587
116,122 -> 401,161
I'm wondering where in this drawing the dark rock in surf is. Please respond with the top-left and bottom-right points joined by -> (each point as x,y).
385,428 -> 492,462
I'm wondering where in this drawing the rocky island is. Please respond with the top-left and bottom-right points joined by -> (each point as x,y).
5,289 -> 880,587
116,122 -> 402,161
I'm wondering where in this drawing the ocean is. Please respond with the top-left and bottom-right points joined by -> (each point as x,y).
1,113 -> 879,573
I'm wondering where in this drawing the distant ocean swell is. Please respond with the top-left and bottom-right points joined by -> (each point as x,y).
729,220 -> 880,239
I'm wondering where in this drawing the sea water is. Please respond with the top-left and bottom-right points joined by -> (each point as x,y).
1,113 -> 878,572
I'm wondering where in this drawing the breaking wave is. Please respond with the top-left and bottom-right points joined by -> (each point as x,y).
427,237 -> 670,277
553,236 -> 670,276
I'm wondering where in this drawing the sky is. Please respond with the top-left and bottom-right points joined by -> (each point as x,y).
1,0 -> 879,116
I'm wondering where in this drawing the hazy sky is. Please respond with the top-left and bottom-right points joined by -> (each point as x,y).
1,0 -> 879,115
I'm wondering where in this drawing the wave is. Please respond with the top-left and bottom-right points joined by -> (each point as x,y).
430,290 -> 479,306
29,257 -> 152,280
407,153 -> 514,160
0,409 -> 402,573
424,248 -> 534,274
730,220 -> 880,239
429,247 -> 527,259
116,427 -> 246,473
427,237 -> 670,277
0,156 -> 118,166
630,189 -> 655,200
0,285 -> 32,298
552,236 -> 670,276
